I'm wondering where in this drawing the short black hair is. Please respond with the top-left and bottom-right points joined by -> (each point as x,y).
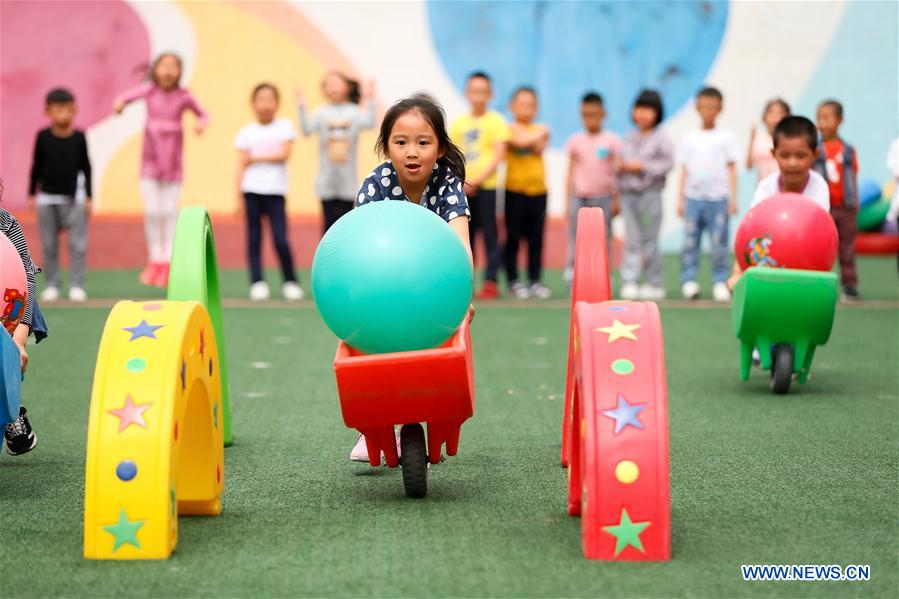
251,82 -> 280,102
697,86 -> 723,102
582,92 -> 603,106
511,86 -> 536,101
818,99 -> 843,118
773,115 -> 818,151
46,88 -> 74,105
763,98 -> 791,119
467,71 -> 491,85
633,89 -> 664,126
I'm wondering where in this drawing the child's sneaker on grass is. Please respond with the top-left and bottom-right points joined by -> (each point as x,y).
840,286 -> 861,303
475,281 -> 499,300
639,284 -> 666,301
510,281 -> 530,299
620,282 -> 639,300
529,282 -> 552,300
282,281 -> 304,301
5,406 -> 37,456
712,282 -> 731,302
249,281 -> 271,301
139,263 -> 159,286
153,263 -> 170,288
350,431 -> 402,462
68,287 -> 87,302
40,286 -> 59,302
681,281 -> 700,300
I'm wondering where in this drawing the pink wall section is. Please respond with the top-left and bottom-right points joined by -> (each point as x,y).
0,0 -> 150,207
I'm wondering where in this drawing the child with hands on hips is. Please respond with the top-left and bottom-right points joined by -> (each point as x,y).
350,95 -> 473,461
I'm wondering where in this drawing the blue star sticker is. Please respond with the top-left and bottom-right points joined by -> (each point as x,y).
602,394 -> 646,434
123,320 -> 163,341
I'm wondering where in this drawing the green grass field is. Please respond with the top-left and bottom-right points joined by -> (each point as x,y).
1,259 -> 897,597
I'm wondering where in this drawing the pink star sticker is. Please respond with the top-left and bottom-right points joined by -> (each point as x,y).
108,395 -> 151,432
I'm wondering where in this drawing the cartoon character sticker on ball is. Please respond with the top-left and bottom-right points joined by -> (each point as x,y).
743,235 -> 779,268
2,287 -> 25,334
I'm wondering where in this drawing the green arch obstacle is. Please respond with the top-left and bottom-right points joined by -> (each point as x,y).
168,207 -> 233,445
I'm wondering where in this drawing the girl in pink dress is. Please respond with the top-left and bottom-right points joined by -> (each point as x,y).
746,98 -> 790,183
114,53 -> 208,287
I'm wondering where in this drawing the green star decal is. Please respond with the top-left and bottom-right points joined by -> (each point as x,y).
103,508 -> 145,552
602,508 -> 650,557
213,402 -> 219,429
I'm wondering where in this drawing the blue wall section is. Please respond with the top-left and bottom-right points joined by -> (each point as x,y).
427,0 -> 728,144
794,0 -> 898,184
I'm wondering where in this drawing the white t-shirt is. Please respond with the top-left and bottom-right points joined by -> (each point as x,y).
681,127 -> 739,200
234,119 -> 296,195
751,170 -> 830,211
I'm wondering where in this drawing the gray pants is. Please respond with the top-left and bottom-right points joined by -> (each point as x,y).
620,189 -> 663,287
566,196 -> 614,276
38,203 -> 88,289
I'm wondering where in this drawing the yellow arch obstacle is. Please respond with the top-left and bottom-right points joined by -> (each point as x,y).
84,301 -> 224,559
84,207 -> 230,560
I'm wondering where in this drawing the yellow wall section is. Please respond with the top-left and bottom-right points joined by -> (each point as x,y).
99,1 -> 378,215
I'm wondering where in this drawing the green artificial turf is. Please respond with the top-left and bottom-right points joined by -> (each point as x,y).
40,256 -> 899,302
1,300 -> 896,597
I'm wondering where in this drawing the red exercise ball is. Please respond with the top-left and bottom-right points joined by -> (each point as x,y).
0,234 -> 27,335
734,193 -> 838,271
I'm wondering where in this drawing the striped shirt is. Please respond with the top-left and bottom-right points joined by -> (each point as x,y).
1,208 -> 37,328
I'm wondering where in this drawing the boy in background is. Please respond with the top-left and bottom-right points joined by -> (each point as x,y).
677,86 -> 738,302
814,100 -> 860,301
450,72 -> 509,299
564,92 -> 620,292
28,88 -> 92,302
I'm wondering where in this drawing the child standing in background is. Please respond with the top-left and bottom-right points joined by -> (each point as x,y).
114,53 -> 207,288
297,72 -> 376,234
1,180 -> 49,456
617,89 -> 675,301
564,92 -> 620,291
678,86 -> 738,302
814,100 -> 860,301
451,72 -> 509,300
235,83 -> 302,302
746,99 -> 791,183
27,88 -> 92,302
504,87 -> 551,299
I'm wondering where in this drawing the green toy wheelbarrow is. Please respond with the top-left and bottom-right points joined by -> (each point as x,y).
732,268 -> 838,394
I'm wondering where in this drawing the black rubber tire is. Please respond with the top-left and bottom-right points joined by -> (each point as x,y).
400,424 -> 428,499
770,344 -> 794,395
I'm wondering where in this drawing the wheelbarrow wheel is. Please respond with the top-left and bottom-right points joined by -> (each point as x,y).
770,344 -> 794,395
400,424 -> 428,498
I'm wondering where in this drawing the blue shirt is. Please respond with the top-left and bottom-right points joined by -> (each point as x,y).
356,160 -> 471,223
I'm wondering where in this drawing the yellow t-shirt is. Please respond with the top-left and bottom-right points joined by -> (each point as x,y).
450,111 -> 509,190
505,123 -> 548,195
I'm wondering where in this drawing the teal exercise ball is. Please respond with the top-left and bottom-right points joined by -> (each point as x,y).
312,200 -> 472,354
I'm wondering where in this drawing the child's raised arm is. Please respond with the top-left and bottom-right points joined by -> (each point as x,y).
113,81 -> 153,114
296,89 -> 320,137
357,80 -> 377,129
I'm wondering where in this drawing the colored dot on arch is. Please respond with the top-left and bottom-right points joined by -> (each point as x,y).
615,460 -> 640,484
142,303 -> 163,311
611,359 -> 634,375
126,358 -> 147,373
116,460 -> 138,482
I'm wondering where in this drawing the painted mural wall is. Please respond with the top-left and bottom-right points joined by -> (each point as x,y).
2,0 -> 896,248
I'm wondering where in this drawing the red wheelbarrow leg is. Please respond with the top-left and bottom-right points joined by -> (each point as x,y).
572,301 -> 671,561
425,421 -> 463,464
562,208 -> 612,467
360,426 -> 399,467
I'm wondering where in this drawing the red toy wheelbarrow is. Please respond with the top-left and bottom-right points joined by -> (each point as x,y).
333,322 -> 475,498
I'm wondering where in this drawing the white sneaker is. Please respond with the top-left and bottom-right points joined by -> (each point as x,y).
282,281 -> 304,301
681,281 -> 700,300
249,281 -> 270,301
68,287 -> 87,302
620,282 -> 640,300
529,282 -> 552,300
350,434 -> 370,462
510,282 -> 531,299
562,267 -> 574,285
639,284 -> 666,301
713,282 -> 731,302
40,287 -> 59,302
349,431 -> 402,462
